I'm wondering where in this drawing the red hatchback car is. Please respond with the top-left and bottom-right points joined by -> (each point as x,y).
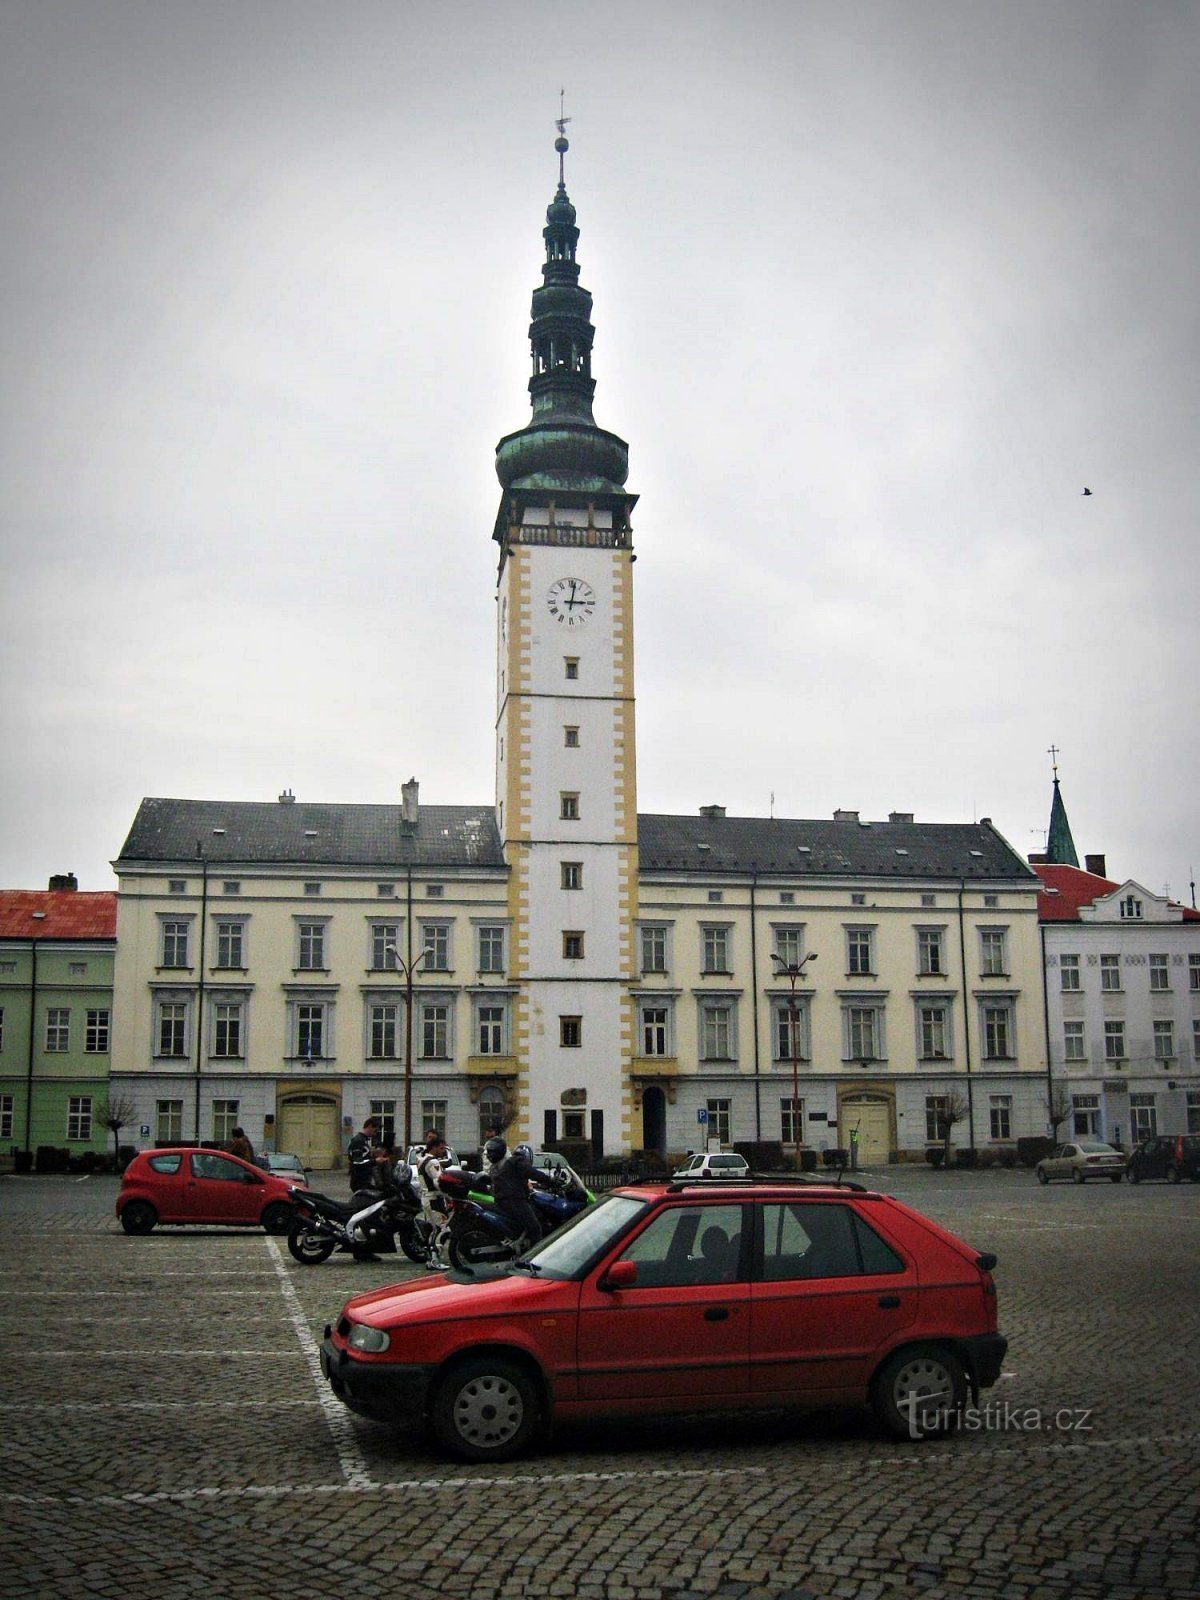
116,1148 -> 298,1235
321,1176 -> 1007,1461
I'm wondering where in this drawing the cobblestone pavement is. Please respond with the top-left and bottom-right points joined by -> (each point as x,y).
1,1168 -> 1198,1600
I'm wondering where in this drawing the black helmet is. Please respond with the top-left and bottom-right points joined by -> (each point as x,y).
515,1143 -> 534,1163
484,1137 -> 507,1164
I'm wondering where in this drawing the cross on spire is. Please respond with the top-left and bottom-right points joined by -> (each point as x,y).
1048,743 -> 1060,779
555,89 -> 571,187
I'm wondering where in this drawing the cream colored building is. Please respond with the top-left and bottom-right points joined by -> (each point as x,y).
109,136 -> 1047,1166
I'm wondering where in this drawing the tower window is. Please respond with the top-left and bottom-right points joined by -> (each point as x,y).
564,657 -> 579,680
560,1016 -> 582,1048
563,931 -> 585,960
564,726 -> 580,748
561,862 -> 583,890
560,793 -> 580,820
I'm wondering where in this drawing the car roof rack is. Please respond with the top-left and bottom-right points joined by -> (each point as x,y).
663,1172 -> 869,1195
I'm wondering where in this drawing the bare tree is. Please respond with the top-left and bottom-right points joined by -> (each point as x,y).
938,1090 -> 969,1162
1044,1081 -> 1073,1141
95,1093 -> 138,1170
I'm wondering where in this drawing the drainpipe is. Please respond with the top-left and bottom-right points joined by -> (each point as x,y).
23,938 -> 38,1151
193,851 -> 208,1140
1039,920 -> 1054,1135
749,870 -> 761,1141
956,879 -> 976,1152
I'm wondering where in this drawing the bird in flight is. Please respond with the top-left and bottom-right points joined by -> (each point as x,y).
1082,487 -> 1092,495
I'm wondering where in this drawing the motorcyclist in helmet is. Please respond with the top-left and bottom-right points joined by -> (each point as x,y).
491,1141 -> 554,1250
483,1136 -> 507,1176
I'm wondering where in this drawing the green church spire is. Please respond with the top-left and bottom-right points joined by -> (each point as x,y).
495,117 -> 630,494
1045,748 -> 1080,867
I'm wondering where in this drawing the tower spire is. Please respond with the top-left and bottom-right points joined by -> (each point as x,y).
494,117 -> 630,496
1045,748 -> 1080,868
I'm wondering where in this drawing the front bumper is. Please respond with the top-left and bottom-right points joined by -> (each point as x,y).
958,1332 -> 1008,1392
320,1329 -> 436,1426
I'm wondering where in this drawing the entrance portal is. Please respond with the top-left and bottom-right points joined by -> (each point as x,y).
641,1085 -> 666,1155
278,1094 -> 340,1168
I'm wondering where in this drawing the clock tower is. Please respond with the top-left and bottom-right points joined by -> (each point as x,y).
493,125 -> 638,1156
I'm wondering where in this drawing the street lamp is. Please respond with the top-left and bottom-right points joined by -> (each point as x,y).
771,951 -> 818,1166
385,942 -> 427,1151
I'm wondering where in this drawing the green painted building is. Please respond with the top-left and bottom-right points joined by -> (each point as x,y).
0,879 -> 117,1165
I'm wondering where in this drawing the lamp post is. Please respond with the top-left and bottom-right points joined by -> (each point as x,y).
771,951 -> 817,1165
386,943 -> 427,1151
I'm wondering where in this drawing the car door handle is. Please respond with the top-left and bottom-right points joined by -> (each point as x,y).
877,1295 -> 901,1309
704,1307 -> 731,1322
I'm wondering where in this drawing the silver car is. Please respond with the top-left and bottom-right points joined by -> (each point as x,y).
1035,1140 -> 1126,1185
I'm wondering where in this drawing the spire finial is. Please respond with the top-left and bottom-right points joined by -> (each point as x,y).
555,89 -> 571,188
1048,743 -> 1060,780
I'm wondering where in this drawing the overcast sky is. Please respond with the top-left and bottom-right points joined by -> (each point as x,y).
2,0 -> 1196,903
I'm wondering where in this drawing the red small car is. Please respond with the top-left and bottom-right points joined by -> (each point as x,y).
116,1147 -> 298,1235
321,1176 -> 1007,1461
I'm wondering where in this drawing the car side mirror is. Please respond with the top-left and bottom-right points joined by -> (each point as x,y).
601,1259 -> 637,1291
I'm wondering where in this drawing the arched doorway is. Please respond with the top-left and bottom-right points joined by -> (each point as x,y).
278,1093 -> 340,1168
839,1092 -> 894,1165
641,1085 -> 667,1155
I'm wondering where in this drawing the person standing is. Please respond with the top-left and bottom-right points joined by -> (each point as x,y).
416,1133 -> 450,1268
228,1127 -> 254,1162
348,1116 -> 380,1190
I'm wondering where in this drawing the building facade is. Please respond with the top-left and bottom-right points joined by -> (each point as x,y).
0,880 -> 116,1161
1037,861 -> 1200,1144
107,134 -> 1051,1166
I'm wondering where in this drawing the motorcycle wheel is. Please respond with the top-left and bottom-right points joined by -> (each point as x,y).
449,1226 -> 515,1272
287,1221 -> 337,1265
400,1229 -> 428,1264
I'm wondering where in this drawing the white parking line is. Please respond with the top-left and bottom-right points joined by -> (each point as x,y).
266,1237 -> 373,1491
3,1431 -> 1198,1507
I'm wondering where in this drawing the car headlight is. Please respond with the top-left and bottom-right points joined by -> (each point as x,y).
347,1322 -> 391,1354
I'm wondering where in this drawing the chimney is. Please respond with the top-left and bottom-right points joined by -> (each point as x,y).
401,777 -> 420,830
278,788 -> 295,804
48,873 -> 78,892
888,812 -> 914,824
1085,853 -> 1107,878
699,805 -> 726,820
833,809 -> 859,823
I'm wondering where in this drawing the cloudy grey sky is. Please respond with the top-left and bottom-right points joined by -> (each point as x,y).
2,0 -> 1196,900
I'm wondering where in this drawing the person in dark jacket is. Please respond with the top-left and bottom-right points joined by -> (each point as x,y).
491,1142 -> 553,1248
228,1127 -> 254,1162
347,1117 -> 380,1190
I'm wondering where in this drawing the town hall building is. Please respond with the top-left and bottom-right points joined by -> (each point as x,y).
110,132 -> 1046,1167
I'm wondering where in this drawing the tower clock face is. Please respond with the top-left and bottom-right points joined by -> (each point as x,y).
546,577 -> 596,626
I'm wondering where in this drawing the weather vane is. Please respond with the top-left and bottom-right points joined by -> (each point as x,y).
555,89 -> 571,186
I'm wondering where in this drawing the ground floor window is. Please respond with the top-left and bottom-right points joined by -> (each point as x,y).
156,1099 -> 183,1143
370,1100 -> 397,1148
989,1094 -> 1012,1140
1129,1094 -> 1157,1141
1072,1094 -> 1100,1137
419,1100 -> 447,1143
0,1093 -> 12,1141
212,1099 -> 239,1144
1188,1092 -> 1200,1134
706,1098 -> 731,1144
67,1096 -> 92,1141
780,1096 -> 804,1145
925,1095 -> 948,1144
477,1086 -> 508,1146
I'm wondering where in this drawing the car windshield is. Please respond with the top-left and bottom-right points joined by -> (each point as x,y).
518,1194 -> 649,1279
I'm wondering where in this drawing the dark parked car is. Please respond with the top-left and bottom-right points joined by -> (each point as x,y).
1125,1134 -> 1200,1184
116,1148 -> 298,1234
321,1174 -> 1007,1461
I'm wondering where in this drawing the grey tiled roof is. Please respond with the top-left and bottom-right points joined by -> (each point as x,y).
117,799 -> 505,870
637,813 -> 1037,881
117,799 -> 1035,883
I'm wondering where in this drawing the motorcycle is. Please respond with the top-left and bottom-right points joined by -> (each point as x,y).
285,1161 -> 430,1266
439,1160 -> 593,1272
